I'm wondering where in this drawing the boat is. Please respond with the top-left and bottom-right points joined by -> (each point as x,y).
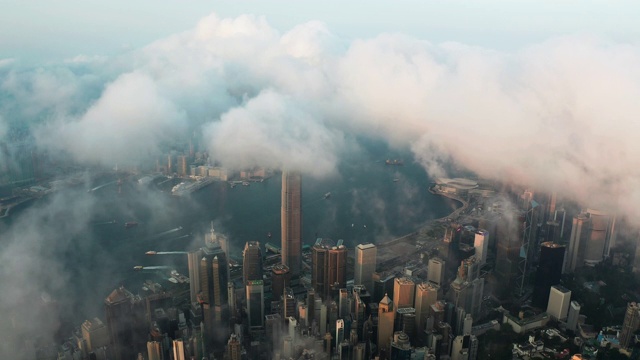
393,178 -> 400,182
145,251 -> 157,255
267,232 -> 272,238
242,181 -> 250,186
385,159 -> 404,166
324,192 -> 331,199
125,221 -> 139,229
133,266 -> 143,271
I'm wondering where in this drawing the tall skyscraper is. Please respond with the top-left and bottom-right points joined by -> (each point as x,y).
146,341 -> 162,360
242,241 -> 263,284
246,280 -> 265,329
271,264 -> 290,300
188,249 -> 203,306
393,277 -> 416,310
567,301 -> 581,332
81,318 -> 109,355
427,258 -> 445,286
621,302 -> 640,349
495,212 -> 526,291
378,294 -> 395,355
532,242 -> 566,308
583,209 -> 611,265
565,213 -> 591,273
104,287 -> 145,360
199,238 -> 229,346
355,243 -> 377,291
546,285 -> 571,320
473,230 -> 489,265
327,243 -> 348,295
281,171 -> 302,275
312,238 -> 333,297
172,339 -> 186,360
415,282 -> 439,337
226,334 -> 242,360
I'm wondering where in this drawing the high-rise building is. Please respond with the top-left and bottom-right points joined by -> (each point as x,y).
355,243 -> 377,291
565,213 -> 590,273
242,241 -> 263,284
373,272 -> 396,304
546,285 -> 571,320
495,212 -> 526,291
621,303 -> 640,349
336,319 -> 345,349
473,230 -> 489,265
271,264 -> 290,300
81,318 -> 109,354
390,331 -> 412,360
246,280 -> 265,329
199,238 -> 229,345
567,301 -> 581,332
327,243 -> 348,295
226,334 -> 242,360
338,289 -> 350,319
312,238 -> 333,297
283,288 -> 297,320
281,171 -> 302,275
532,242 -> 566,309
415,282 -> 439,337
104,286 -> 146,360
583,209 -> 611,265
146,341 -> 163,360
172,339 -> 186,360
427,258 -> 445,286
188,249 -> 203,306
393,277 -> 416,310
378,294 -> 395,355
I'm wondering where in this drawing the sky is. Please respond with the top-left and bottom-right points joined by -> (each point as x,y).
1,0 -> 639,61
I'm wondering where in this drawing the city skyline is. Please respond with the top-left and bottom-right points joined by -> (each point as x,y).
1,3 -> 640,360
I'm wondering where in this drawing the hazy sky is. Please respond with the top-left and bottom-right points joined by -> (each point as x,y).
1,0 -> 639,61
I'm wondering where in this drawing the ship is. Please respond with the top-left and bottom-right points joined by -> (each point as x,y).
125,221 -> 139,229
324,192 -> 331,199
385,159 -> 404,166
145,251 -> 157,255
133,266 -> 143,271
171,178 -> 215,196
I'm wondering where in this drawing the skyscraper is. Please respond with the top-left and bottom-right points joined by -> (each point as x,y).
415,282 -> 439,337
242,241 -> 263,284
378,294 -> 395,355
188,249 -> 203,306
271,264 -> 290,301
104,286 -> 146,360
281,171 -> 302,275
246,280 -> 265,329
473,230 -> 489,265
172,339 -> 186,360
532,242 -> 565,308
546,285 -> 571,320
393,277 -> 416,310
355,243 -> 377,291
567,301 -> 581,332
621,302 -> 640,349
565,213 -> 591,273
427,258 -> 445,286
327,243 -> 348,295
199,239 -> 229,346
312,238 -> 333,297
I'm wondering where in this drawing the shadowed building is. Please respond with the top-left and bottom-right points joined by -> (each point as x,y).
104,286 -> 146,360
281,171 -> 302,275
242,241 -> 263,284
621,302 -> 640,349
199,237 -> 229,348
532,242 -> 565,309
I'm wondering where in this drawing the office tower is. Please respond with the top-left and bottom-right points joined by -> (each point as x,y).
283,288 -> 297,320
283,336 -> 294,358
415,282 -> 439,337
567,301 -> 581,332
390,331 -> 412,359
378,294 -> 395,354
396,308 -> 417,340
281,171 -> 302,275
393,277 -> 416,309
188,249 -> 203,306
338,289 -> 350,319
495,212 -> 526,291
546,285 -> 571,320
271,264 -> 290,300
583,209 -> 610,265
226,334 -> 242,360
354,343 -> 366,360
246,280 -> 265,329
312,239 -> 332,296
355,243 -> 377,291
199,239 -> 229,345
621,303 -> 640,349
242,241 -> 263,284
177,155 -> 188,176
307,288 -> 317,325
532,242 -> 566,308
473,230 -> 489,264
336,319 -> 345,349
81,318 -> 109,354
228,282 -> 237,320
104,286 -> 146,360
448,257 -> 484,319
172,339 -> 186,360
327,242 -> 348,296
147,341 -> 163,360
266,314 -> 282,351
427,258 -> 445,286
565,213 -> 591,273
373,272 -> 396,304
451,334 -> 478,360
320,302 -> 328,336
463,314 -> 473,335
298,303 -> 308,327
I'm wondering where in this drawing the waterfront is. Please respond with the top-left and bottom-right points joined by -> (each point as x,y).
0,145 -> 460,329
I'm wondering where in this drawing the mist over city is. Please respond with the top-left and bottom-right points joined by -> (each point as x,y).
1,2 -> 640,360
